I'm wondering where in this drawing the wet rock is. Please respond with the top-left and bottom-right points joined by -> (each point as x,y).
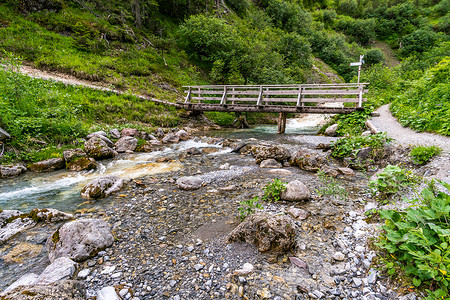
81,176 -> 124,200
115,136 -> 138,153
0,210 -> 36,244
231,142 -> 248,153
234,263 -> 254,276
109,129 -> 121,139
162,133 -> 180,144
84,137 -> 116,160
155,128 -> 165,138
28,158 -> 65,173
251,145 -> 291,164
47,218 -> 114,262
176,129 -> 190,141
0,165 -> 26,178
35,257 -> 78,285
290,149 -> 327,172
280,180 -> 311,202
28,208 -> 74,223
186,147 -> 202,155
227,212 -> 296,252
325,124 -> 338,136
0,280 -> 86,300
176,176 -> 203,190
97,286 -> 121,300
0,127 -> 11,140
2,242 -> 43,263
286,207 -> 309,221
219,163 -> 230,170
2,273 -> 39,294
259,159 -> 282,168
63,148 -> 97,171
121,128 -> 138,137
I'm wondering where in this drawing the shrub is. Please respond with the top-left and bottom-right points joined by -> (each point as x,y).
238,197 -> 263,221
410,145 -> 442,164
400,30 -> 438,56
369,165 -> 420,201
364,49 -> 385,66
261,178 -> 287,202
331,133 -> 392,160
376,181 -> 450,299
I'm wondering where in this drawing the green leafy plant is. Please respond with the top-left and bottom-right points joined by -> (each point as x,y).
369,165 -> 420,202
315,169 -> 348,200
376,181 -> 450,299
261,178 -> 288,202
238,196 -> 263,221
331,133 -> 392,160
410,145 -> 442,165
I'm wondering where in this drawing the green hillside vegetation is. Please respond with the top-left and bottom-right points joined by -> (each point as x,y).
0,0 -> 448,165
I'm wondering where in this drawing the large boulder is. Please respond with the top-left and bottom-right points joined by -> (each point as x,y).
47,219 -> 114,262
227,213 -> 296,252
176,176 -> 203,190
80,176 -> 124,200
154,128 -> 165,138
28,158 -> 65,173
0,280 -> 86,300
251,145 -> 291,164
35,257 -> 77,285
290,149 -> 327,172
0,165 -> 26,178
280,180 -> 311,201
324,124 -> 339,136
86,132 -> 113,147
115,136 -> 138,153
109,129 -> 121,139
0,127 -> 11,140
84,137 -> 116,160
162,133 -> 180,144
63,148 -> 97,171
28,208 -> 74,223
2,273 -> 39,294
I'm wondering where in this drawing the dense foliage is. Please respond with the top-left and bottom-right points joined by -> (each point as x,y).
377,181 -> 450,299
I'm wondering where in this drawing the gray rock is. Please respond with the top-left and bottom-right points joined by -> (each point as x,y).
47,218 -> 114,262
251,145 -> 291,164
84,137 -> 116,160
259,159 -> 282,168
353,277 -> 362,287
87,131 -> 107,139
333,252 -> 345,261
227,212 -> 296,252
176,129 -> 190,141
0,165 -> 26,178
0,280 -> 85,300
324,124 -> 338,136
194,264 -> 204,271
120,128 -> 138,137
280,180 -> 311,201
0,210 -> 36,244
2,273 -> 39,294
97,286 -> 120,300
338,167 -> 355,176
290,149 -> 327,172
286,207 -> 309,220
80,176 -> 124,200
162,133 -> 180,144
367,268 -> 378,284
28,158 -> 65,172
36,257 -> 78,285
63,148 -> 97,171
312,290 -> 325,299
176,176 -> 203,190
109,129 -> 121,139
115,136 -> 138,153
0,127 -> 11,140
29,208 -> 74,223
155,128 -> 165,138
77,269 -> 90,279
361,130 -> 372,137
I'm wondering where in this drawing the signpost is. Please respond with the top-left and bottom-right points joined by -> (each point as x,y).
350,55 -> 365,84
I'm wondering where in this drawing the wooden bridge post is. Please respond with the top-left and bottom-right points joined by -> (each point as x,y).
277,112 -> 287,134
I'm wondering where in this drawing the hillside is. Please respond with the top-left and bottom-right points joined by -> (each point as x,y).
0,0 -> 449,162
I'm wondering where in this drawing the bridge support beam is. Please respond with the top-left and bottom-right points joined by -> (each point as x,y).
277,112 -> 287,134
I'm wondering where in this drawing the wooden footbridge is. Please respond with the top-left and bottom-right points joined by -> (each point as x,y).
182,83 -> 368,133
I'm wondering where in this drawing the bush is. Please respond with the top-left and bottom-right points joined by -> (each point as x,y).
261,178 -> 287,202
400,29 -> 438,56
330,133 -> 392,160
376,181 -> 450,299
335,16 -> 377,45
410,145 -> 442,164
364,48 -> 385,66
369,165 -> 420,201
238,196 -> 263,221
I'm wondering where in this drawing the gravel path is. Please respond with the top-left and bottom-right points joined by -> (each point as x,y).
371,104 -> 450,152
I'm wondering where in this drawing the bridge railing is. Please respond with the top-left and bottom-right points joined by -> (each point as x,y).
183,83 -> 368,112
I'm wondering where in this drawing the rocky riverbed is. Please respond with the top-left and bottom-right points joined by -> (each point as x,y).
0,134 -> 422,300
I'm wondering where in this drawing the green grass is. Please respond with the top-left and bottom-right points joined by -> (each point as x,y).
0,53 -> 182,163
